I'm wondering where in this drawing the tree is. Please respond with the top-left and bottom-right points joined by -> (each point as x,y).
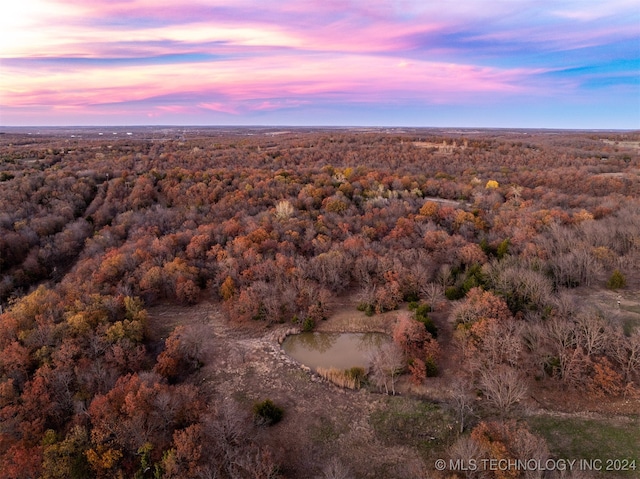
589,358 -> 624,397
610,330 -> 640,384
160,424 -> 204,478
420,282 -> 443,311
154,324 -> 210,381
318,457 -> 353,479
274,200 -> 295,220
219,275 -> 236,301
393,312 -> 440,381
575,311 -> 610,358
479,366 -> 528,414
532,317 -> 590,385
451,288 -> 512,327
0,442 -> 44,479
308,250 -> 351,292
447,435 -> 483,479
87,372 -> 202,470
368,342 -> 404,395
457,317 -> 523,371
393,312 -> 429,359
470,420 -> 549,479
41,426 -> 91,479
450,379 -> 475,434
486,260 -> 552,314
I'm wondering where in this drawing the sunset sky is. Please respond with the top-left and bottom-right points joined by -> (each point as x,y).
1,0 -> 639,128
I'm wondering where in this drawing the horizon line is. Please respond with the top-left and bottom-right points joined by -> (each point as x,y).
2,125 -> 638,133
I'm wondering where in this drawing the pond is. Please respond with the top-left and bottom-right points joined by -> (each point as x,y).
281,332 -> 391,372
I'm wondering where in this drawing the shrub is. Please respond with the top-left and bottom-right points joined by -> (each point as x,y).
445,286 -> 465,301
251,304 -> 267,321
414,302 -> 432,317
497,238 -> 510,259
357,302 -> 375,316
607,269 -> 626,290
404,291 -> 420,303
413,302 -> 438,338
418,316 -> 438,338
480,238 -> 497,257
461,263 -> 486,293
425,357 -> 438,377
253,399 -> 284,426
302,317 -> 315,332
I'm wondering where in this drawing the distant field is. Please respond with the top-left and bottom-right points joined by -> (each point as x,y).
602,139 -> 640,150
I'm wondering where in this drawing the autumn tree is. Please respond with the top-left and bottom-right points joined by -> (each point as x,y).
451,288 -> 512,327
469,420 -> 549,479
393,313 -> 440,380
154,324 -> 211,381
87,372 -> 202,474
41,426 -> 91,479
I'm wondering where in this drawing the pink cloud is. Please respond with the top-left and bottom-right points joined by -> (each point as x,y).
197,102 -> 239,115
1,51 -> 553,117
2,0 -> 636,125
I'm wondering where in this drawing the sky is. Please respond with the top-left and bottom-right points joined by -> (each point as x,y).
1,0 -> 639,128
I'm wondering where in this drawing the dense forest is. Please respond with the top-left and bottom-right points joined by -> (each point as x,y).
0,128 -> 638,478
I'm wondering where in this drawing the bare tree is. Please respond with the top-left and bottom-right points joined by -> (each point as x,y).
318,457 -> 353,479
368,342 -> 404,395
436,264 -> 454,289
542,224 -> 602,287
479,318 -> 524,369
487,259 -> 553,313
180,322 -> 214,367
420,282 -> 443,311
274,199 -> 294,220
447,435 -> 483,479
450,379 -> 475,434
203,399 -> 251,473
479,366 -> 528,413
575,310 -> 610,358
509,184 -> 523,204
508,425 -> 550,479
610,330 -> 640,384
538,316 -> 591,384
309,251 -> 351,292
552,291 -> 579,320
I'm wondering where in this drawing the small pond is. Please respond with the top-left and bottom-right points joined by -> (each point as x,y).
281,332 -> 391,371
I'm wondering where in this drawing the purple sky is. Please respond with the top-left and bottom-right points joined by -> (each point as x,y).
1,0 -> 639,128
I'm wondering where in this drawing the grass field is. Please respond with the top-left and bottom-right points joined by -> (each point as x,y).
370,396 -> 455,454
528,415 -> 640,477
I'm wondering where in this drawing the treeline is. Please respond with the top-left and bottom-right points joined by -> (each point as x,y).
0,131 -> 638,478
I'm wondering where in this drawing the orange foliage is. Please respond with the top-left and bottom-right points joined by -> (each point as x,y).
453,287 -> 512,326
589,358 -> 624,397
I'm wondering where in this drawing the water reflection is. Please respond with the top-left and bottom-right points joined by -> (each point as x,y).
357,332 -> 389,351
281,332 -> 391,371
295,331 -> 339,354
